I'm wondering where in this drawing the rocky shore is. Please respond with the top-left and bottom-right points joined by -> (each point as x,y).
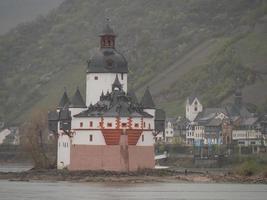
0,169 -> 266,184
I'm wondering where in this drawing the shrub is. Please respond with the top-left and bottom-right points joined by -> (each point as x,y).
236,160 -> 260,176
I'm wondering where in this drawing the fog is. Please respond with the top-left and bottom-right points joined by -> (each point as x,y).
0,0 -> 64,35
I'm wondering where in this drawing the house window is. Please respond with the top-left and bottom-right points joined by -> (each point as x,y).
195,107 -> 197,111
142,135 -> 144,142
89,135 -> 93,142
148,123 -> 151,129
122,123 -> 127,127
134,123 -> 139,128
121,73 -> 124,80
143,122 -> 146,128
107,123 -> 112,127
89,121 -> 93,127
80,122 -> 83,127
94,76 -> 98,80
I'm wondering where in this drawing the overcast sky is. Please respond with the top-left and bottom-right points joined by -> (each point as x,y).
0,0 -> 64,35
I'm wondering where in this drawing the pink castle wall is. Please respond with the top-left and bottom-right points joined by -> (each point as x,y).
68,144 -> 155,171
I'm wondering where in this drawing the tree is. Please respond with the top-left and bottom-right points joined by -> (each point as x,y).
20,109 -> 57,169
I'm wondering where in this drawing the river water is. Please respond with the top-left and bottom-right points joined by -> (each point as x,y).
0,180 -> 267,200
0,164 -> 266,200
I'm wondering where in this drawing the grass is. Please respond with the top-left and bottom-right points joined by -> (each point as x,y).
234,155 -> 267,176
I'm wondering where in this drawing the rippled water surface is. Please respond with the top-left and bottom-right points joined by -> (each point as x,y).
0,180 -> 267,200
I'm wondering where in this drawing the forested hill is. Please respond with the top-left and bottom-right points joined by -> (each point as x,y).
0,0 -> 63,35
0,0 -> 267,124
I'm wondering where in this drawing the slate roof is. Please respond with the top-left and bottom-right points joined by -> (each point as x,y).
155,109 -> 166,121
194,107 -> 226,122
87,48 -> 128,73
240,117 -> 259,126
205,118 -> 223,127
224,103 -> 253,119
74,85 -> 153,118
99,23 -> 116,36
140,87 -> 155,109
128,90 -> 139,104
58,91 -> 70,109
48,111 -> 59,121
69,88 -> 86,108
59,109 -> 71,120
187,92 -> 201,105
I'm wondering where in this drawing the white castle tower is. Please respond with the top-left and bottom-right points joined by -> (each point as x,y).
86,22 -> 128,105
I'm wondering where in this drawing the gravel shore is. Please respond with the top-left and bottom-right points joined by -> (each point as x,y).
0,169 -> 266,184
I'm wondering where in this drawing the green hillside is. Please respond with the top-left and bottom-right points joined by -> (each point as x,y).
0,0 -> 267,124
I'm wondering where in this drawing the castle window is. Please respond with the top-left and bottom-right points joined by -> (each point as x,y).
142,135 -> 144,142
80,122 -> 83,128
94,76 -> 98,80
89,134 -> 93,142
122,123 -> 127,128
107,123 -> 112,127
134,123 -> 139,128
89,121 -> 93,127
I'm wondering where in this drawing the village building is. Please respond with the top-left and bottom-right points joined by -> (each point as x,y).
185,95 -> 203,122
232,117 -> 263,147
164,118 -> 175,143
184,81 -> 266,149
48,23 -> 165,171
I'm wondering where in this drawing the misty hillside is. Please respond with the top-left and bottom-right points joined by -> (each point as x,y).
0,0 -> 63,35
0,0 -> 267,124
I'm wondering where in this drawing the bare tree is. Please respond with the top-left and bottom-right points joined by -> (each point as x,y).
20,109 -> 57,169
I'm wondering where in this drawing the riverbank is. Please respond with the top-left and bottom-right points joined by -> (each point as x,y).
0,169 -> 266,184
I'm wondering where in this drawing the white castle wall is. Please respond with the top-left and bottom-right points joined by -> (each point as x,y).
86,73 -> 127,106
57,133 -> 71,169
72,130 -> 106,145
137,130 -> 154,146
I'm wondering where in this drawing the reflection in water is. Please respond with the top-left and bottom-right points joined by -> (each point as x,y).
0,180 -> 267,200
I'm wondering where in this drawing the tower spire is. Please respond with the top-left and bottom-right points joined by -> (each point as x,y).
112,74 -> 122,91
99,18 -> 116,49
